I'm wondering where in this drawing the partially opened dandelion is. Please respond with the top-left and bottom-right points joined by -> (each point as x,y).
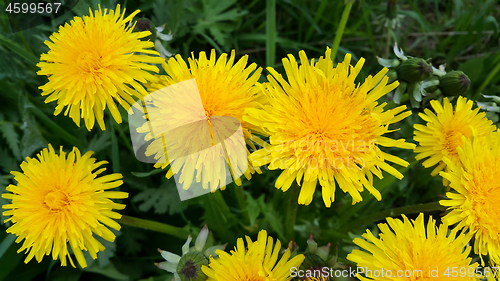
347,213 -> 479,280
37,4 -> 164,131
414,96 -> 495,178
2,145 -> 128,268
135,50 -> 265,194
245,47 -> 415,207
440,130 -> 500,265
201,230 -> 305,281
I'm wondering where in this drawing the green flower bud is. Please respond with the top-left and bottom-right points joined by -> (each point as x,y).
386,0 -> 398,20
396,58 -> 433,83
133,18 -> 157,42
177,251 -> 209,281
439,71 -> 471,96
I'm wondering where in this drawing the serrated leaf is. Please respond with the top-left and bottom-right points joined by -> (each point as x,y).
0,122 -> 21,160
257,195 -> 286,242
245,192 -> 261,227
20,115 -> 46,158
118,227 -> 146,256
86,132 -> 111,154
132,180 -> 187,215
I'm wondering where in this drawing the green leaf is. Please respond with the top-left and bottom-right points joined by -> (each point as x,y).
132,180 -> 187,215
245,192 -> 261,227
131,169 -> 164,178
49,267 -> 83,281
20,115 -> 47,158
0,122 -> 21,161
201,190 -> 236,242
110,121 -> 120,173
0,176 -> 11,225
84,261 -> 129,281
0,147 -> 18,174
86,132 -> 111,154
0,34 -> 39,66
0,233 -> 23,280
257,195 -> 286,242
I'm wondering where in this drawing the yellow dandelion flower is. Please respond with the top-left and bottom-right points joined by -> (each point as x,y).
1,145 -> 128,268
201,230 -> 305,281
138,49 -> 264,190
439,130 -> 500,265
37,4 -> 165,131
347,213 -> 479,281
244,47 -> 415,207
414,96 -> 495,177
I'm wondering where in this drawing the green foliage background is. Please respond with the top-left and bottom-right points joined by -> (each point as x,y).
0,0 -> 499,280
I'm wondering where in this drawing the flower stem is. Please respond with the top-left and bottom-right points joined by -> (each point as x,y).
331,0 -> 354,62
385,26 -> 392,59
118,215 -> 190,239
285,182 -> 300,240
266,0 -> 276,68
340,202 -> 445,233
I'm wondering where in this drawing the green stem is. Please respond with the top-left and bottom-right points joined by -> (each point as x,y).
385,26 -> 392,59
266,0 -> 276,68
340,202 -> 445,233
118,215 -> 190,239
285,183 -> 300,239
331,0 -> 354,62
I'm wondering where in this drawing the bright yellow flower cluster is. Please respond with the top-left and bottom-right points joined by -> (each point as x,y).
415,96 -> 500,265
246,48 -> 415,207
202,230 -> 304,281
2,145 -> 127,268
347,213 -> 479,281
37,4 -> 164,131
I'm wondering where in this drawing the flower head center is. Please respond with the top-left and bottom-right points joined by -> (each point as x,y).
77,52 -> 103,74
179,260 -> 197,279
443,128 -> 469,156
44,190 -> 70,211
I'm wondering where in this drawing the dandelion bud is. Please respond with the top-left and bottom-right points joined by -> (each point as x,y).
396,58 -> 433,83
133,18 -> 157,42
439,71 -> 471,96
386,0 -> 398,20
